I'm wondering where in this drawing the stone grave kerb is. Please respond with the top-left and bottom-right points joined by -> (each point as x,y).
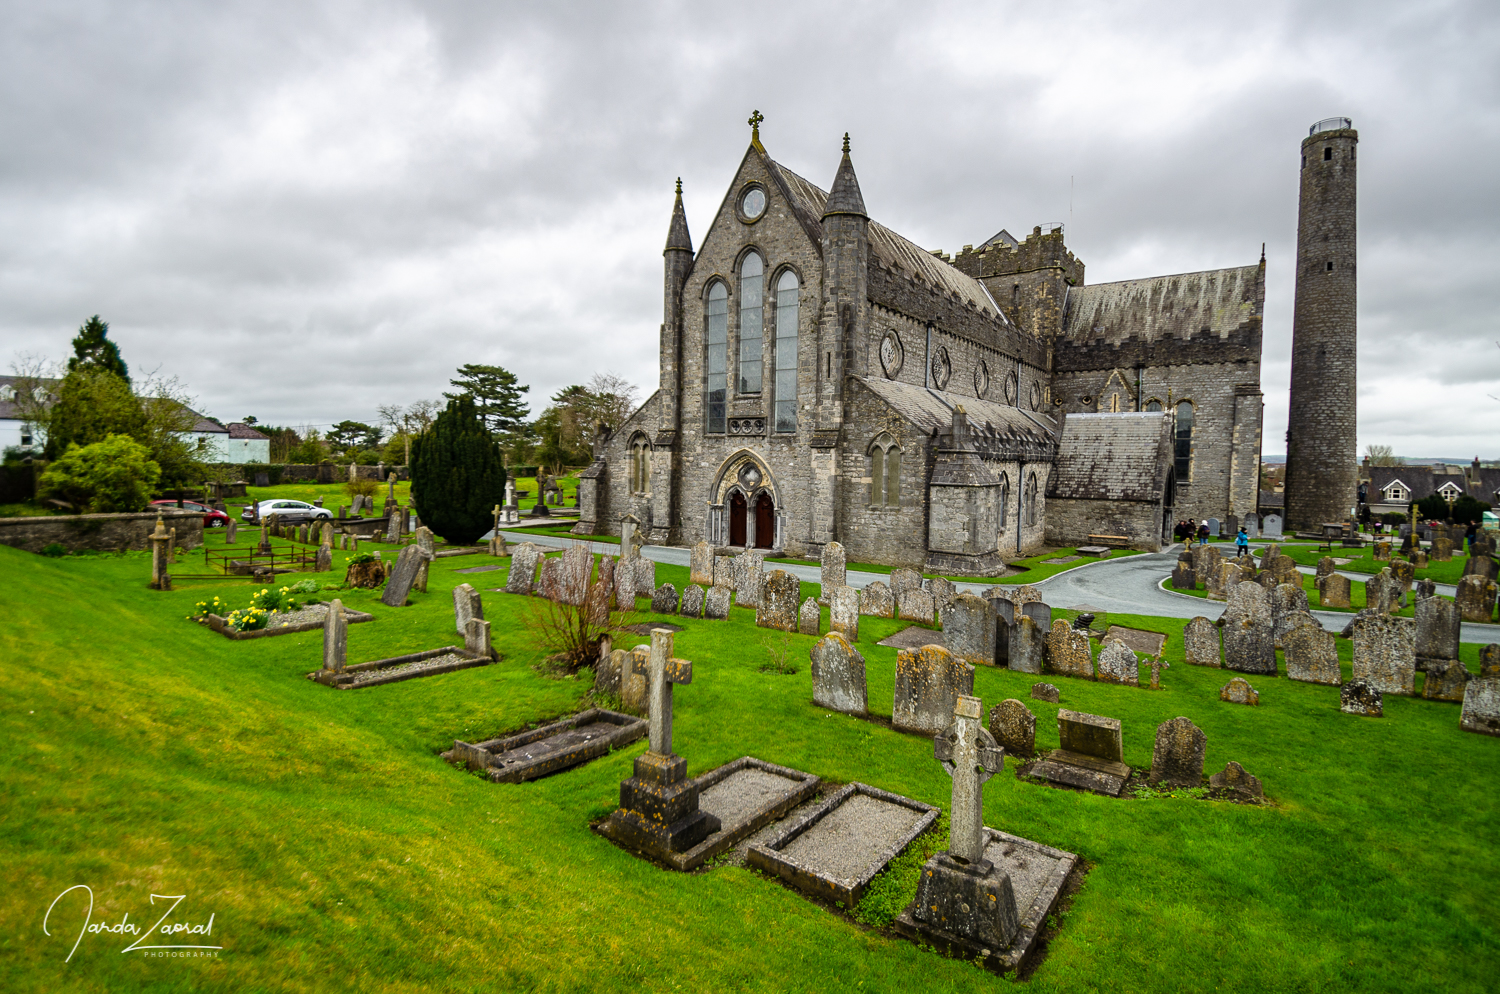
934,695 -> 1004,865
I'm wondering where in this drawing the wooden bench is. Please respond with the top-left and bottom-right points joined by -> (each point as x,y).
1087,534 -> 1133,549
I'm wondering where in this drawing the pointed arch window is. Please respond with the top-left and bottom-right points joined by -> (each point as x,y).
998,473 -> 1010,533
629,435 -> 652,494
1174,401 -> 1194,480
774,270 -> 799,432
1024,472 -> 1039,526
869,435 -> 901,508
738,253 -> 764,394
1143,399 -> 1163,412
706,282 -> 728,432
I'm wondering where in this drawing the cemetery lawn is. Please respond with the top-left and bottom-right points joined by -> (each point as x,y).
1162,574 -> 1426,617
1278,543 -> 1474,585
3,544 -> 1497,993
765,547 -> 1141,585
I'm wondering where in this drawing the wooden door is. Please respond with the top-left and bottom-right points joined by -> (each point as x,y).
754,493 -> 775,549
729,492 -> 747,547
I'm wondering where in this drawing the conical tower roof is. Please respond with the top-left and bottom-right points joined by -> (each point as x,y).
665,178 -> 693,253
822,133 -> 867,219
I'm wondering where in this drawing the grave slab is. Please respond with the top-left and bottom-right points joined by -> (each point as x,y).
444,708 -> 646,783
308,646 -> 493,689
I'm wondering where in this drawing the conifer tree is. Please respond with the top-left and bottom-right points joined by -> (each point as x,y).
67,316 -> 130,384
410,395 -> 507,544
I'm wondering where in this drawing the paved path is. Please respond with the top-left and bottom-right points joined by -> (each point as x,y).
498,530 -> 1500,645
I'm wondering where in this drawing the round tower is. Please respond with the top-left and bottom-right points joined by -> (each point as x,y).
1285,118 -> 1358,531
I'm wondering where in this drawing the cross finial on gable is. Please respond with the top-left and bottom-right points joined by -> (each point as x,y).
748,109 -> 764,141
675,177 -> 682,196
842,132 -> 850,155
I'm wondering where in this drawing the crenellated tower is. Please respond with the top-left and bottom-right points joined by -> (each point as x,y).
1285,118 -> 1358,531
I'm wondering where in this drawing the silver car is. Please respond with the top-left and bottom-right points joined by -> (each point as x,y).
241,499 -> 333,523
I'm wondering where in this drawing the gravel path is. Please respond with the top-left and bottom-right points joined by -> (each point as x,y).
778,793 -> 925,882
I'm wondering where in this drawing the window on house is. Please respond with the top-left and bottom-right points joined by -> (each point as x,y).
739,253 -> 764,394
869,435 -> 901,508
706,282 -> 728,432
1174,401 -> 1194,480
774,270 -> 798,432
630,436 -> 652,494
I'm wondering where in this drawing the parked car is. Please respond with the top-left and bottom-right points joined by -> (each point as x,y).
150,499 -> 231,529
241,499 -> 333,524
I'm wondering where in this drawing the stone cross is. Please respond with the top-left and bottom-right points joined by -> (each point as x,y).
748,108 -> 764,139
933,694 -> 1004,865
149,516 -> 172,590
386,472 -> 397,501
1148,655 -> 1171,690
631,628 -> 694,756
493,504 -> 502,535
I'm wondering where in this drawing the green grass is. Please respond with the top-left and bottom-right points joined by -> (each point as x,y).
765,547 -> 1141,585
2,543 -> 1498,992
0,500 -> 57,517
1279,543 -> 1473,585
1164,571 -> 1430,617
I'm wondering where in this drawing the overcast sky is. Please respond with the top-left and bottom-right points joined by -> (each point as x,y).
1,0 -> 1496,457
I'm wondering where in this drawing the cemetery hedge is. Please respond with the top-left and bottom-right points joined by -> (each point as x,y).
2,540 -> 1497,992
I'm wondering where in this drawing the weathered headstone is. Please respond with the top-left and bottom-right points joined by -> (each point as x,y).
892,645 -> 975,735
1415,596 -> 1461,668
322,598 -> 347,672
897,586 -> 936,624
1455,575 -> 1498,623
1432,537 -> 1454,561
1460,677 -> 1500,736
1209,761 -> 1263,799
1423,659 -> 1472,702
928,577 -> 958,616
810,633 -> 867,715
689,541 -> 714,587
652,583 -> 679,615
1364,569 -> 1400,615
595,645 -> 622,697
940,592 -> 995,667
634,558 -> 657,598
226,518 -> 238,543
829,585 -> 859,642
1340,679 -> 1382,716
557,544 -> 593,606
1045,619 -> 1093,678
859,580 -> 895,618
619,514 -> 640,560
464,617 -> 493,659
149,516 -> 171,590
734,549 -> 765,607
680,584 -> 705,619
1222,582 -> 1275,675
506,542 -> 541,595
1481,644 -> 1500,678
1192,545 -> 1222,588
1244,512 -> 1259,538
1350,613 -> 1416,696
1021,601 -> 1052,632
315,543 -> 333,573
453,583 -> 483,635
1283,624 -> 1340,684
758,569 -> 801,632
1373,539 -> 1391,560
1318,572 -> 1352,609
820,541 -> 846,603
1095,640 -> 1139,686
596,557 -> 616,608
704,585 -> 732,620
714,555 -> 734,590
1150,717 -> 1206,788
1220,676 -> 1259,705
380,545 -> 427,607
988,698 -> 1036,757
1031,682 -> 1060,703
585,577 -> 611,627
538,556 -> 562,601
798,597 -> 821,636
1009,615 -> 1046,675
621,645 -> 650,711
1058,709 -> 1123,762
1271,583 -> 1311,647
1171,559 -> 1198,590
1183,616 -> 1221,667
889,567 -> 923,603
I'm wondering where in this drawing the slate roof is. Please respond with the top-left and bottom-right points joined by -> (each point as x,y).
1061,265 -> 1262,343
854,376 -> 1056,448
1048,412 -> 1171,502
1469,468 -> 1500,503
768,159 -> 1006,321
1366,466 -> 1433,500
0,374 -> 56,421
227,422 -> 269,440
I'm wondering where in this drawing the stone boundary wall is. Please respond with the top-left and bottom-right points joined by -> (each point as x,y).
0,511 -> 205,555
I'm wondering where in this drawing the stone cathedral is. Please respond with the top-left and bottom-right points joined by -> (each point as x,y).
574,118 -> 1265,571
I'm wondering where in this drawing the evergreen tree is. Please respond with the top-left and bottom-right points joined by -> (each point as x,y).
67,316 -> 130,385
411,395 -> 507,544
444,364 -> 530,436
44,368 -> 144,460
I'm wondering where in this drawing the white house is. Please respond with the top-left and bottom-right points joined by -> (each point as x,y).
0,375 -> 46,454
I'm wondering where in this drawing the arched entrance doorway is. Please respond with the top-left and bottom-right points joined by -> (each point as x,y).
754,493 -> 775,549
729,491 -> 748,547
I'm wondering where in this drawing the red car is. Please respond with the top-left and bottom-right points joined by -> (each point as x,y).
150,499 -> 231,528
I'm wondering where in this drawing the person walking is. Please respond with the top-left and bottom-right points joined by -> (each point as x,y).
1236,526 -> 1250,559
1197,520 -> 1211,545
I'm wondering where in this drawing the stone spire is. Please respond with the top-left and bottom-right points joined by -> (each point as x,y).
822,133 -> 867,219
664,178 -> 692,254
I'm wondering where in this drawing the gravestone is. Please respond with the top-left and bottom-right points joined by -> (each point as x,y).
1482,644 -> 1500,678
859,580 -> 895,618
1244,512 -> 1259,538
1192,546 -> 1222,588
595,645 -> 622,697
1350,613 -> 1416,696
464,617 -> 493,660
1220,677 -> 1259,705
734,549 -> 765,608
1455,575 -> 1498,623
149,517 -> 171,591
940,592 -> 995,667
928,577 -> 958,616
820,541 -> 846,603
714,555 -> 734,590
897,587 -> 936,625
1183,616 -> 1221,667
254,472 -> 270,487
1207,517 -> 1221,538
619,514 -> 640,560
1150,717 -> 1206,788
226,519 -> 238,543
704,585 -> 732,620
1095,640 -> 1139,686
322,599 -> 347,672
1028,709 -> 1130,796
892,645 -> 975,735
634,558 -> 657,598
1059,709 -> 1123,761
1021,601 -> 1052,632
758,569 -> 801,632
1317,572 -> 1352,609
538,556 -> 562,601
613,556 -> 637,609
315,543 -> 333,573
1374,540 -> 1391,561
987,590 -> 1015,664
1414,578 -> 1436,601
506,542 -> 541,595
810,633 -> 867,715
1422,659 -> 1472,703
912,696 -> 1018,949
1221,582 -> 1275,675
1340,679 -> 1382,716
798,597 -> 821,636
1209,761 -> 1263,799
652,583 -> 679,615
829,586 -> 859,642
1432,537 -> 1454,561
596,557 -> 616,608
680,584 -> 705,619
1316,557 -> 1336,579
1365,569 -> 1399,614
1171,560 -> 1198,590
1045,620 -> 1093,678
1226,514 -> 1239,537
1460,677 -> 1500,736
889,568 -> 923,603
453,583 -> 483,635
1271,583 -> 1312,647
606,630 -> 720,854
1283,625 -> 1340,684
1031,682 -> 1060,703
1415,597 -> 1461,668
380,545 -> 428,607
1262,514 -> 1283,539
1009,615 -> 1046,675
558,544 -> 593,606
621,645 -> 650,713
585,577 -> 611,627
988,698 -> 1035,758
1008,584 -> 1043,606
689,541 -> 714,587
